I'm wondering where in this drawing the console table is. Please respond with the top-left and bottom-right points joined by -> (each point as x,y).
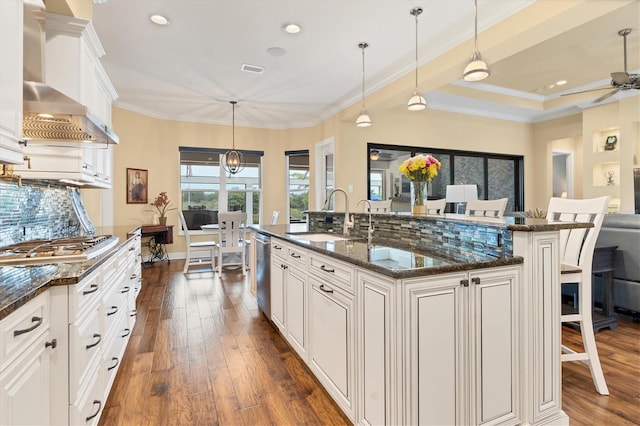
141,224 -> 174,263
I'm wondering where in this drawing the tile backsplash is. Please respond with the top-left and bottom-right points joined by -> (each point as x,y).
0,180 -> 83,246
307,211 -> 513,261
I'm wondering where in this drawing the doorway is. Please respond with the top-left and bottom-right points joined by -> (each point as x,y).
552,152 -> 573,198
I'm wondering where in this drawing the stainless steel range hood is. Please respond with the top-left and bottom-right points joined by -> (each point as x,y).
22,2 -> 119,145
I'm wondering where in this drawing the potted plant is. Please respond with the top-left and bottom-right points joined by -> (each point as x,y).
150,192 -> 176,225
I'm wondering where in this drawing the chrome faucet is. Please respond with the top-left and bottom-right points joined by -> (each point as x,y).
323,187 -> 353,235
357,199 -> 375,242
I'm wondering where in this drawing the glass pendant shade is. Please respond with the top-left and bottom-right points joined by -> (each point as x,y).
356,111 -> 372,127
407,91 -> 427,111
463,51 -> 490,82
222,100 -> 245,175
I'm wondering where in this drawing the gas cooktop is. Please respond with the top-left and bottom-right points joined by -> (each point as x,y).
0,235 -> 119,266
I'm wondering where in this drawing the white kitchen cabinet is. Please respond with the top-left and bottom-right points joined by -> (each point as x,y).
403,266 -> 520,426
0,332 -> 52,425
0,0 -> 24,164
285,264 -> 307,359
44,13 -> 116,129
48,234 -> 141,425
308,275 -> 356,420
356,270 -> 396,426
0,291 -> 54,426
269,237 -> 309,359
270,256 -> 286,333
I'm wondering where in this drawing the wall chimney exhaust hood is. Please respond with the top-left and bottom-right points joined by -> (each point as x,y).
22,2 -> 119,146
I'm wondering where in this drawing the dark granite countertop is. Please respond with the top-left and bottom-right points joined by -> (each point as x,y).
250,224 -> 524,279
0,225 -> 140,320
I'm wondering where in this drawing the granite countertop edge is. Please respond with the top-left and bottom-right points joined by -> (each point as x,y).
251,225 -> 524,279
0,226 -> 141,320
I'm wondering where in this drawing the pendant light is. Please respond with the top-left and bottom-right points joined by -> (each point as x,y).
407,7 -> 426,111
356,42 -> 372,127
463,0 -> 490,82
222,101 -> 245,175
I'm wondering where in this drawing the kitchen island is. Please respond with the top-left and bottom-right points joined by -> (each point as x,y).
250,212 -> 590,426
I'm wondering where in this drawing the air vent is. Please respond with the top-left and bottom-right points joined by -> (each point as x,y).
241,63 -> 265,74
23,114 -> 96,142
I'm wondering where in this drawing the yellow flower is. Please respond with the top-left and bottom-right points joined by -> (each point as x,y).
399,155 -> 441,182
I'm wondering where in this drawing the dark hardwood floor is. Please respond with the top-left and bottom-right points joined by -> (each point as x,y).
99,261 -> 640,426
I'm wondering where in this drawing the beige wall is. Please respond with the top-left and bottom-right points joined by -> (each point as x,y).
92,93 -> 638,257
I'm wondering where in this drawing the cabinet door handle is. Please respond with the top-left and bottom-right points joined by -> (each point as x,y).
83,284 -> 99,295
290,253 -> 301,259
13,316 -> 43,336
273,245 -> 283,250
319,284 -> 334,294
130,310 -> 137,317
107,357 -> 120,371
121,328 -> 131,338
86,333 -> 102,350
85,400 -> 102,422
129,247 -> 135,252
320,265 -> 335,273
120,286 -> 130,293
106,306 -> 118,316
471,277 -> 481,285
460,279 -> 469,287
45,338 -> 57,349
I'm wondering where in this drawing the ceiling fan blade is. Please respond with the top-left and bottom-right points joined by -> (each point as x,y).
560,86 -> 612,96
611,72 -> 630,85
592,89 -> 620,103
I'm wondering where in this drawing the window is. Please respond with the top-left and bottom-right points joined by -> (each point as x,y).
367,143 -> 523,213
286,151 -> 309,223
179,147 -> 263,230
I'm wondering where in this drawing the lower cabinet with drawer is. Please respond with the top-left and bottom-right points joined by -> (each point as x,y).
0,292 -> 55,426
47,233 -> 141,425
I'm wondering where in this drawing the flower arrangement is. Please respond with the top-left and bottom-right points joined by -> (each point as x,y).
399,155 -> 442,211
150,192 -> 176,219
399,154 -> 441,182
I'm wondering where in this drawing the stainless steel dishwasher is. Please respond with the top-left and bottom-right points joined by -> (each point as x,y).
254,232 -> 271,318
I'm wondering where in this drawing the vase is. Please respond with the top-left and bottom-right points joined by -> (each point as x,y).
159,216 -> 167,226
411,181 -> 429,215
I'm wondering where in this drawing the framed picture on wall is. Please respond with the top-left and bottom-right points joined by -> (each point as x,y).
126,168 -> 148,204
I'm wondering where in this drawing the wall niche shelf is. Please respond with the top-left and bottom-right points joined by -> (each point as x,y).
592,128 -> 620,153
592,161 -> 620,187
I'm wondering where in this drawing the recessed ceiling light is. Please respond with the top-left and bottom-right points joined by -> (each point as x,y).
266,47 -> 287,57
283,23 -> 301,34
556,80 -> 567,86
150,14 -> 169,25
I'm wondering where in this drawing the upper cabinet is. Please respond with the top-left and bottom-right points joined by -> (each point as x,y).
43,12 -> 117,128
0,0 -> 24,164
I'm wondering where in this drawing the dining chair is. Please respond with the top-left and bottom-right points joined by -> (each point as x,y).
368,199 -> 392,213
178,211 -> 217,274
465,198 -> 508,217
546,196 -> 610,395
217,211 -> 247,275
425,198 -> 446,215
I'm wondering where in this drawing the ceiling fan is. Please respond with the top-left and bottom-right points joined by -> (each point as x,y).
561,28 -> 639,103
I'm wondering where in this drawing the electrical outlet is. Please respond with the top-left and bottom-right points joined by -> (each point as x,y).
348,185 -> 353,192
